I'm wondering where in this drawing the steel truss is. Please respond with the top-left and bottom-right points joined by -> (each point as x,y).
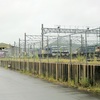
41,24 -> 100,49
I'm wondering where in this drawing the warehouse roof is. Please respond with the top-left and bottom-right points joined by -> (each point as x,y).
0,43 -> 12,49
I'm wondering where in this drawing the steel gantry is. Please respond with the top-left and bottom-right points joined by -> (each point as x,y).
41,24 -> 100,49
41,24 -> 100,64
41,24 -> 87,49
19,38 -> 26,57
24,33 -> 42,53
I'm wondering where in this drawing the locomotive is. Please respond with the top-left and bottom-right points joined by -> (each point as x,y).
36,45 -> 100,59
38,46 -> 69,58
77,45 -> 100,58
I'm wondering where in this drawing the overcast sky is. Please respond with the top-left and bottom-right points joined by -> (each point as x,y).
0,0 -> 100,45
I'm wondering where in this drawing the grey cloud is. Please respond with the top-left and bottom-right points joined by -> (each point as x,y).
0,0 -> 100,44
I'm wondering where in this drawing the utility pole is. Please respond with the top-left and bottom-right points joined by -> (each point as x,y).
14,41 -> 16,58
28,44 -> 29,57
24,33 -> 26,56
41,24 -> 44,50
81,35 -> 84,54
69,35 -> 72,65
19,38 -> 21,58
40,42 -> 41,62
47,36 -> 49,62
99,27 -> 100,44
33,43 -> 35,62
85,28 -> 89,65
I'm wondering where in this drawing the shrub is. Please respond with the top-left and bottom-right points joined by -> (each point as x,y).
77,55 -> 85,63
68,78 -> 75,87
79,77 -> 90,87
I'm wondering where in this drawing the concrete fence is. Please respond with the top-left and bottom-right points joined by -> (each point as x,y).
0,60 -> 100,85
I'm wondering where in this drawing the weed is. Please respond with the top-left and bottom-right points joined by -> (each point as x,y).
68,78 -> 75,87
77,55 -> 85,63
79,77 -> 90,87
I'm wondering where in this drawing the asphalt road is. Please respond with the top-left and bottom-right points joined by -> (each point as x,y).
0,67 -> 100,100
